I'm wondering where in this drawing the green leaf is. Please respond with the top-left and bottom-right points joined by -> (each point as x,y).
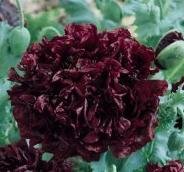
0,22 -> 21,146
149,131 -> 171,165
154,0 -> 171,18
61,0 -> 91,15
134,1 -> 160,42
157,91 -> 184,131
0,22 -> 10,55
42,152 -> 54,162
148,91 -> 184,164
133,167 -> 146,172
95,0 -> 122,23
91,153 -> 107,172
0,78 -> 20,146
119,150 -> 147,172
100,19 -> 119,30
121,0 -> 161,45
121,0 -> 184,47
0,21 -> 20,78
60,0 -> 97,24
178,150 -> 184,162
91,152 -> 122,172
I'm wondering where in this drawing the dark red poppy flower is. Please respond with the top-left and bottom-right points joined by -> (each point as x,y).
8,24 -> 167,161
147,161 -> 184,172
0,139 -> 71,172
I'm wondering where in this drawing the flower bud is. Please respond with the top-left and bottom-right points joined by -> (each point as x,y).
8,26 -> 30,56
157,40 -> 184,83
167,130 -> 184,151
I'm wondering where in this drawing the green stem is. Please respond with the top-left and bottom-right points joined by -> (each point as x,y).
181,113 -> 184,133
38,26 -> 61,40
158,0 -> 164,20
16,0 -> 24,27
107,164 -> 117,172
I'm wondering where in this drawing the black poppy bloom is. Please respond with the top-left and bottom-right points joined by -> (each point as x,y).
147,161 -> 184,172
8,24 -> 167,161
0,139 -> 71,172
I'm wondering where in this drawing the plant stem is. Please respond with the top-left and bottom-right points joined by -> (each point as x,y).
158,0 -> 163,20
16,0 -> 24,27
181,113 -> 184,133
38,26 -> 61,40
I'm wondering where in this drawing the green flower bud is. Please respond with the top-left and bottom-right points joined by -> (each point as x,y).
8,26 -> 31,56
168,130 -> 184,151
157,40 -> 184,83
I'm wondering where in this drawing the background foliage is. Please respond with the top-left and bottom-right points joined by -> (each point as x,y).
0,0 -> 184,171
